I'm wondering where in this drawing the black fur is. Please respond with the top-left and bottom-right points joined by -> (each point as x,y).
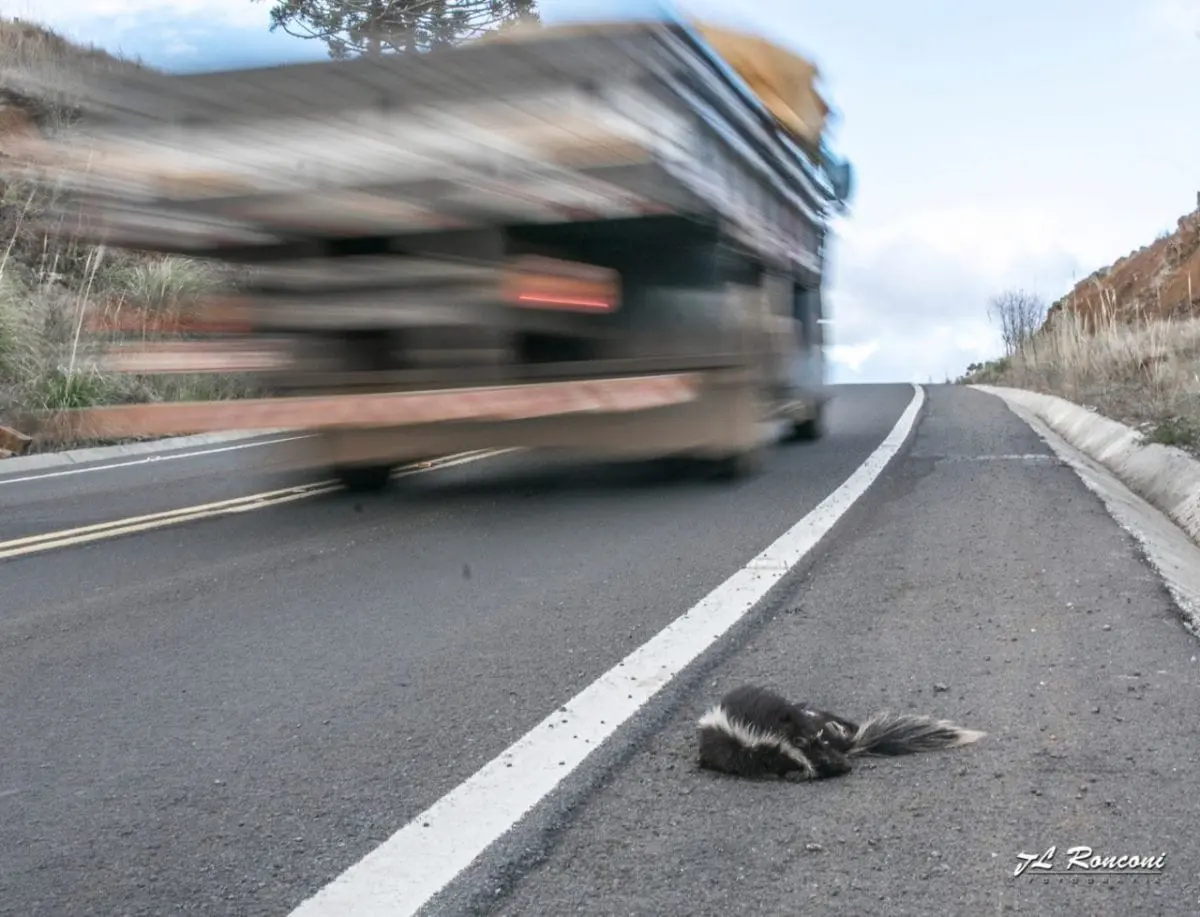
696,684 -> 984,781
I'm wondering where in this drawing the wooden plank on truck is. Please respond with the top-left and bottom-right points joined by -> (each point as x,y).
94,339 -> 294,374
33,373 -> 702,442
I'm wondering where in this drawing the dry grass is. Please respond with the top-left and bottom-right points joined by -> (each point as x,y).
0,15 -> 138,69
0,200 -> 258,447
0,16 -> 145,124
1045,211 -> 1200,331
963,306 -> 1200,455
0,17 -> 259,451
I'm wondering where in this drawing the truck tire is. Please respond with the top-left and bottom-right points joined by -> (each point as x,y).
334,463 -> 394,493
787,403 -> 825,443
639,455 -> 694,482
707,444 -> 766,482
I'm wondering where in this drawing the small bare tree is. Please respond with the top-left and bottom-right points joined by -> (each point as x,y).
987,289 -> 1047,357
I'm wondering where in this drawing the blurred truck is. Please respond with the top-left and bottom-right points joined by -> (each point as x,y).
9,8 -> 854,491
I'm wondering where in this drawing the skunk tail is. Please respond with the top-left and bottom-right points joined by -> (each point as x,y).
847,712 -> 986,757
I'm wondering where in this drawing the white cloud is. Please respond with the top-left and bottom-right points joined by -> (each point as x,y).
1138,0 -> 1200,67
820,198 -> 1123,384
161,32 -> 199,56
1146,0 -> 1200,38
842,202 -> 1134,288
826,341 -> 879,374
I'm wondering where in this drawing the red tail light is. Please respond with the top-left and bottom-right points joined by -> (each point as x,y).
514,292 -> 613,311
503,256 -> 620,313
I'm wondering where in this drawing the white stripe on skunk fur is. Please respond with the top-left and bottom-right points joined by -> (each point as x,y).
696,704 -> 817,779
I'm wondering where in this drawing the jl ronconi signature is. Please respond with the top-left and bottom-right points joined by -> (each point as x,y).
1014,845 -> 1167,877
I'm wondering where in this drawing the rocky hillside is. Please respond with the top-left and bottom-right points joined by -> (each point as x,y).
964,200 -> 1200,456
1045,203 -> 1200,330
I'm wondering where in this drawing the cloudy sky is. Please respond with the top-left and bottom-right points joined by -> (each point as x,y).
6,0 -> 1198,383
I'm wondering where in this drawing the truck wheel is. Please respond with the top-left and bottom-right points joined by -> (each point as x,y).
787,404 -> 825,443
649,455 -> 697,480
334,463 -> 394,493
708,444 -> 766,482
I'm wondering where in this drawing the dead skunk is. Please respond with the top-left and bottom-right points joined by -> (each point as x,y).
696,683 -> 985,781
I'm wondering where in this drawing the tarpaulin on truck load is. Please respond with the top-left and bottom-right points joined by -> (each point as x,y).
690,24 -> 830,152
479,17 -> 830,151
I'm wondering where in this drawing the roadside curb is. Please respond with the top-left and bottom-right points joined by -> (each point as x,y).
0,429 -> 296,475
971,385 -> 1200,549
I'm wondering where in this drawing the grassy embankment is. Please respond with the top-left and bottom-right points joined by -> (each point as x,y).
960,211 -> 1200,457
0,18 -> 257,454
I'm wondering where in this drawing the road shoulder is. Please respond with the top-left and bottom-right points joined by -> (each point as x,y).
473,384 -> 1200,917
0,430 -> 294,476
972,385 -> 1200,549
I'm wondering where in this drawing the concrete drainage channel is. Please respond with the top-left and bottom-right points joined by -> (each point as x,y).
974,384 -> 1200,631
972,386 -> 1200,548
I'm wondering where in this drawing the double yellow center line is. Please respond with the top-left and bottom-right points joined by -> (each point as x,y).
0,449 -> 510,561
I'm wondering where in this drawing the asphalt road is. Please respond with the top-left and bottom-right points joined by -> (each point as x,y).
3,382 -> 1199,917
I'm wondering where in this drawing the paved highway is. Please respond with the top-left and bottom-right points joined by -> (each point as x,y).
3,383 -> 1199,917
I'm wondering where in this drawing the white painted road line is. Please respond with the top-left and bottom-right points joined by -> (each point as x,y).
0,434 -> 317,486
0,449 -> 511,561
287,383 -> 927,917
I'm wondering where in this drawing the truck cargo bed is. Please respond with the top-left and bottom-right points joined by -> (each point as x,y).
19,18 -> 842,279
8,14 -> 842,477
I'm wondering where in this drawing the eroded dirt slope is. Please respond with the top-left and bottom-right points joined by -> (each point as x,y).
1047,206 -> 1200,329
